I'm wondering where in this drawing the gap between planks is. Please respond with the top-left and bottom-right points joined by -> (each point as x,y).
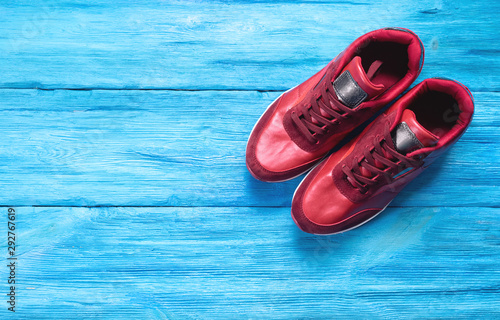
0,87 -> 498,93
0,87 -> 284,92
0,205 -> 498,208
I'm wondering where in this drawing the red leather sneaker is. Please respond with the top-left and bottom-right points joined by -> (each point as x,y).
246,28 -> 424,182
291,78 -> 474,234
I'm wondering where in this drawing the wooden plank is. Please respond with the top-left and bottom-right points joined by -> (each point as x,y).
0,0 -> 498,91
7,206 -> 500,319
0,89 -> 498,207
0,1 -> 496,319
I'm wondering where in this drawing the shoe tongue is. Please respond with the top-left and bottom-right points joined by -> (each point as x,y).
356,109 -> 440,181
332,56 -> 385,109
391,109 -> 439,155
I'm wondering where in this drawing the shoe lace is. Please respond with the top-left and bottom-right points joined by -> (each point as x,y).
342,125 -> 422,194
291,79 -> 354,144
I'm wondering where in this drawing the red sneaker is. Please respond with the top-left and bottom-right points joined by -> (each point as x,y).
291,78 -> 474,234
246,28 -> 424,182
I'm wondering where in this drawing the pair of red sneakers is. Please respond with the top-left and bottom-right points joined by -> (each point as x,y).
246,28 -> 474,235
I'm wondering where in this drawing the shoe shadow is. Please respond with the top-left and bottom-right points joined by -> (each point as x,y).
290,205 -> 436,268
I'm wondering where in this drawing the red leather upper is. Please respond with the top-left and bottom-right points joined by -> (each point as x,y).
246,28 -> 424,182
253,62 -> 335,173
291,78 -> 474,234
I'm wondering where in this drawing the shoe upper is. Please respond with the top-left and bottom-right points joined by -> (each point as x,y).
246,27 -> 424,182
292,78 -> 474,234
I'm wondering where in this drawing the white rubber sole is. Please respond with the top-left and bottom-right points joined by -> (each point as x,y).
292,201 -> 392,236
291,165 -> 393,235
322,201 -> 392,235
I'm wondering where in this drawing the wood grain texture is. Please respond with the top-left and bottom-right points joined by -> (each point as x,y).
0,0 -> 498,318
0,89 -> 498,207
0,0 -> 498,91
5,206 -> 500,319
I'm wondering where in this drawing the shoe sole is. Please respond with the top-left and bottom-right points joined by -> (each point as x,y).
291,166 -> 393,235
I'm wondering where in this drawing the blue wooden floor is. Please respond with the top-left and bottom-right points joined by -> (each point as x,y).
1,1 -> 499,319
